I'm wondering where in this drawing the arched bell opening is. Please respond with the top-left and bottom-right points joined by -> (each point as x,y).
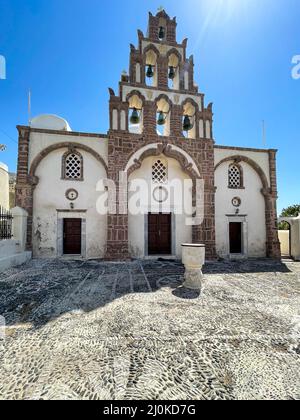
156,98 -> 171,137
145,49 -> 158,87
182,102 -> 196,139
158,17 -> 167,41
128,95 -> 143,134
168,53 -> 180,90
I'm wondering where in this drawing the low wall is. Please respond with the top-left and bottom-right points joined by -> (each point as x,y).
278,216 -> 300,261
278,230 -> 290,256
0,240 -> 31,272
0,207 -> 32,272
0,162 -> 9,209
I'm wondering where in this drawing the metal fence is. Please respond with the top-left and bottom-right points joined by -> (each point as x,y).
0,206 -> 13,240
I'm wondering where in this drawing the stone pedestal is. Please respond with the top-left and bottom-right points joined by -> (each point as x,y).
182,244 -> 205,290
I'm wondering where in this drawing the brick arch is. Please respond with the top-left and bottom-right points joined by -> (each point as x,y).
181,97 -> 200,114
143,44 -> 160,60
166,48 -> 182,63
214,155 -> 269,190
126,143 -> 200,181
155,94 -> 173,109
29,142 -> 108,182
126,90 -> 146,106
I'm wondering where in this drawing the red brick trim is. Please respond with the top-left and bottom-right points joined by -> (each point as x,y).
182,97 -> 200,113
215,145 -> 277,154
155,93 -> 173,108
126,90 -> 146,105
17,125 -> 107,138
166,48 -> 182,61
143,44 -> 161,59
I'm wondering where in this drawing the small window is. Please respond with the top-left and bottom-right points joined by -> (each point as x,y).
152,159 -> 168,184
63,151 -> 83,181
228,164 -> 242,189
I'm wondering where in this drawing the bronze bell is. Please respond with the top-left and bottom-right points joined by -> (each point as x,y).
183,115 -> 193,132
130,108 -> 140,125
159,26 -> 165,40
168,66 -> 176,80
146,65 -> 154,79
157,111 -> 166,126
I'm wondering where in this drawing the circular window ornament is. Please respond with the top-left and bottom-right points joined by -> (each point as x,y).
232,197 -> 241,208
153,186 -> 169,203
66,189 -> 79,201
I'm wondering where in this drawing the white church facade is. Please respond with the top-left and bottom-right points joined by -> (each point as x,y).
15,10 -> 281,261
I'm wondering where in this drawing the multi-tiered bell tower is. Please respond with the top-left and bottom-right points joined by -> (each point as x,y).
106,9 -> 216,260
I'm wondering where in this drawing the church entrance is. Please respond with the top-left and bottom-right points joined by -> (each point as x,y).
63,218 -> 82,255
229,222 -> 243,254
148,213 -> 172,255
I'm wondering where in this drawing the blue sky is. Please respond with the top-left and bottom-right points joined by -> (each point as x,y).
0,0 -> 299,212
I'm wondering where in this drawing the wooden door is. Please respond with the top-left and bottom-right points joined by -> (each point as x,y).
63,219 -> 82,255
229,222 -> 242,254
148,213 -> 171,255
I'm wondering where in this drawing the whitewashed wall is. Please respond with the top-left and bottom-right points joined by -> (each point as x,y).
0,162 -> 9,209
278,230 -> 290,256
215,157 -> 267,258
32,148 -> 107,259
28,132 -> 108,169
128,155 -> 193,259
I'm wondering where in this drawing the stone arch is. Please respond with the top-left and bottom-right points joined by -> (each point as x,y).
166,48 -> 182,62
155,94 -> 173,108
126,143 -> 200,181
29,142 -> 108,184
181,97 -> 200,113
143,44 -> 161,60
126,90 -> 146,106
214,155 -> 269,190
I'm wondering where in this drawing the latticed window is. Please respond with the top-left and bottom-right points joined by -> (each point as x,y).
63,151 -> 83,180
152,159 -> 168,184
228,164 -> 242,188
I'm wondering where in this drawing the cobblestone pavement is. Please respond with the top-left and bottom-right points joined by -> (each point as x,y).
0,258 -> 299,400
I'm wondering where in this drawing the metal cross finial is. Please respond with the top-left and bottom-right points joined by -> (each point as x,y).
0,144 -> 6,151
158,6 -> 164,12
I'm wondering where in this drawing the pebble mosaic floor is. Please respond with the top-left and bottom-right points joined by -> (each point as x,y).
0,258 -> 299,400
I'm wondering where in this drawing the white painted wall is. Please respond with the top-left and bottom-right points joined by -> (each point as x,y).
0,162 -> 9,209
32,149 -> 107,259
278,230 -> 290,256
28,132 -> 108,170
214,148 -> 270,185
278,216 -> 300,261
215,159 -> 267,258
128,155 -> 193,259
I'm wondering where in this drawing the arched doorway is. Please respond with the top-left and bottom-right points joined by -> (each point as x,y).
278,221 -> 292,259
